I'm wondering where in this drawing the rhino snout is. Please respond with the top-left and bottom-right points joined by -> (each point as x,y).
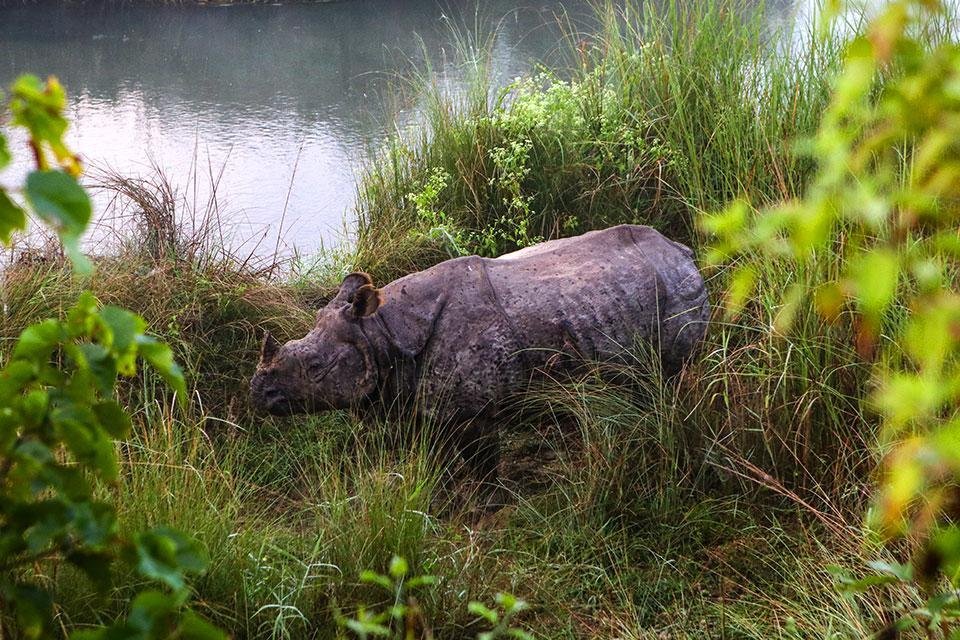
250,374 -> 293,415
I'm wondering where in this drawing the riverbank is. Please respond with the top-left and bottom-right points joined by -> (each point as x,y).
2,1 -> 926,637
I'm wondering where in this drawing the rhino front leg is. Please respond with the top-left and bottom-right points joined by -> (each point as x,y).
458,425 -> 500,484
458,417 -> 509,512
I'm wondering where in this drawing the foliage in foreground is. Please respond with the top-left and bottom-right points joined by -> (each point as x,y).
0,76 -> 222,639
705,0 -> 960,634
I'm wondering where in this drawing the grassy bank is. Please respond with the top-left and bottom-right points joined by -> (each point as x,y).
1,1 -> 928,637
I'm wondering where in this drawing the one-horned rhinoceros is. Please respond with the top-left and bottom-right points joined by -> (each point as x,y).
250,224 -> 709,483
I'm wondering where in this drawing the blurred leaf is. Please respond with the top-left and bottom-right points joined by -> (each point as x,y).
875,372 -> 944,431
135,336 -> 187,402
388,555 -> 408,580
9,75 -> 78,175
126,589 -> 182,634
13,319 -> 63,361
0,189 -> 27,244
92,400 -> 133,439
406,575 -> 437,590
360,570 -> 393,591
814,282 -> 845,322
773,284 -> 805,334
345,619 -> 391,637
0,133 -> 10,169
3,583 -> 54,640
848,249 -> 900,323
99,306 -> 146,355
724,265 -> 756,319
496,592 -> 527,614
902,296 -> 960,372
177,611 -> 228,640
67,551 -> 114,592
76,342 -> 119,396
132,528 -> 208,592
866,560 -> 913,582
25,170 -> 91,258
468,601 -> 499,624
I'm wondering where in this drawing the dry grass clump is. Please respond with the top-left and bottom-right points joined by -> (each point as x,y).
2,165 -> 318,419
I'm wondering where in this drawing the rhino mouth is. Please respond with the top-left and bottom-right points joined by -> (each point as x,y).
260,387 -> 294,415
251,376 -> 297,416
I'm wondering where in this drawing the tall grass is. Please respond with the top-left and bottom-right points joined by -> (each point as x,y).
1,0 -> 934,637
354,0 -> 838,284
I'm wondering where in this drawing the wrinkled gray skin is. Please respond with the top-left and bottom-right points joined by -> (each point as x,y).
250,225 -> 709,483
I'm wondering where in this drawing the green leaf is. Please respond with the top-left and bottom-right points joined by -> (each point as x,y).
388,555 -> 408,580
835,572 -> 903,593
178,611 -> 228,640
773,283 -> 805,334
4,583 -> 54,640
127,589 -> 182,633
93,400 -> 133,439
848,249 -> 900,323
67,551 -> 114,592
359,570 -> 393,591
10,75 -> 75,172
51,402 -> 119,479
25,170 -> 91,238
0,133 -> 10,169
99,306 -> 146,355
496,592 -> 527,614
0,360 -> 37,400
0,189 -> 27,244
406,575 -> 437,590
345,621 -> 391,637
66,291 -> 99,336
71,501 -> 118,549
867,560 -> 913,582
13,319 -> 64,361
76,342 -> 119,395
20,390 -> 49,429
132,528 -> 208,592
468,601 -> 499,624
24,170 -> 93,274
724,266 -> 755,319
136,335 -> 187,402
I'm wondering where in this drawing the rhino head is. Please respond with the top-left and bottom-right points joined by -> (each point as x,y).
250,272 -> 382,415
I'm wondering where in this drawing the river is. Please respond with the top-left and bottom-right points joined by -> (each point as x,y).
0,1 -> 796,258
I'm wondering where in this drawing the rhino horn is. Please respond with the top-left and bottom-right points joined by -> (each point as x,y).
260,331 -> 280,364
333,272 -> 374,305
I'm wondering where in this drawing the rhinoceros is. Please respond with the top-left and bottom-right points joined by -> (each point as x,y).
250,224 -> 708,484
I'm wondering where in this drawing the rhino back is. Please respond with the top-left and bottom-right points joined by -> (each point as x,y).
485,225 -> 708,370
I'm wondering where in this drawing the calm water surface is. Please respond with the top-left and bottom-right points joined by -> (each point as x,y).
0,1 -> 796,257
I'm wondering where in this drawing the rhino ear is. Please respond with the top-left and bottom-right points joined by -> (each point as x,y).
351,284 -> 381,317
332,272 -> 374,305
260,331 -> 280,364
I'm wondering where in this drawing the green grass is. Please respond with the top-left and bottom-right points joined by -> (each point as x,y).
0,0 -> 937,637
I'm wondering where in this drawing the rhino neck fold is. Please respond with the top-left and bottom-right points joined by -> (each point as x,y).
356,289 -> 447,413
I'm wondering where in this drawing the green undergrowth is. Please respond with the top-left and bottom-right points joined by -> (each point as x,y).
0,0 -> 940,637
